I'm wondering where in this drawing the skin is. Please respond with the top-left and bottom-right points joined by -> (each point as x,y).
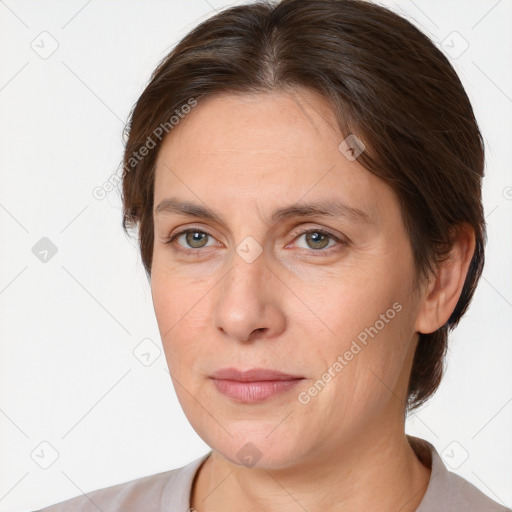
150,88 -> 475,512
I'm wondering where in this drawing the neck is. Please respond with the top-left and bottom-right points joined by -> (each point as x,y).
190,428 -> 431,512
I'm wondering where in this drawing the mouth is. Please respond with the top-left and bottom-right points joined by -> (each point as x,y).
209,367 -> 305,403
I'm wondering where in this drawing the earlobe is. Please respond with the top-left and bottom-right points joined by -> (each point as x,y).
415,223 -> 476,335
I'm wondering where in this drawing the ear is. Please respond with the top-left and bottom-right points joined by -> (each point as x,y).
415,223 -> 476,335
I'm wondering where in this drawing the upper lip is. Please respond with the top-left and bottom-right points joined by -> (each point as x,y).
210,367 -> 303,382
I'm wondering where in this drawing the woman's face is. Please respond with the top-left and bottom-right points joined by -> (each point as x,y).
151,88 -> 426,468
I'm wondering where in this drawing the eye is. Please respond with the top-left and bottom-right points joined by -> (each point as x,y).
168,229 -> 217,249
293,228 -> 344,251
164,227 -> 346,254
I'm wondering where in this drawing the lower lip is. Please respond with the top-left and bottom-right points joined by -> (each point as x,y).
211,378 -> 303,403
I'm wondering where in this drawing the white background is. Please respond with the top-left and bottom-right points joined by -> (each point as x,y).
0,1 -> 511,511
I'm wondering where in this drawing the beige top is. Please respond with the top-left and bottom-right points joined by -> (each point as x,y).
35,436 -> 510,511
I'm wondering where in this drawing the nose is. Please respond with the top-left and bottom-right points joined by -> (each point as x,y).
213,249 -> 286,343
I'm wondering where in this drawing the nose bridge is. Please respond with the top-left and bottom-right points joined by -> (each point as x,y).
226,233 -> 268,297
223,247 -> 267,314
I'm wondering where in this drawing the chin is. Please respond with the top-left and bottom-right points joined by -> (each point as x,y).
207,429 -> 308,471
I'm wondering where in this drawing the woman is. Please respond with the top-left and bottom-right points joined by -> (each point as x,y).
36,0 -> 509,510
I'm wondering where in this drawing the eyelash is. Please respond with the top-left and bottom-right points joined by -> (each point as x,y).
164,227 -> 347,255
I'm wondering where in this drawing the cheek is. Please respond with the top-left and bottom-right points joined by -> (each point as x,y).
299,264 -> 415,406
151,266 -> 181,337
150,265 -> 209,373
151,253 -> 216,326
295,266 -> 398,347
307,327 -> 411,436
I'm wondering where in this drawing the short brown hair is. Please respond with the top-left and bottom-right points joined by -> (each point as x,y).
121,0 -> 486,411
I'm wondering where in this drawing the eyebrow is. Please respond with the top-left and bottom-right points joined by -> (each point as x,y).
154,197 -> 373,225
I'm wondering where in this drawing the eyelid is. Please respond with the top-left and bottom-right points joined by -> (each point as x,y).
168,224 -> 218,240
289,225 -> 345,242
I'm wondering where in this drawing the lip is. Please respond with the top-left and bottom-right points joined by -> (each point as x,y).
209,367 -> 304,403
210,367 -> 303,381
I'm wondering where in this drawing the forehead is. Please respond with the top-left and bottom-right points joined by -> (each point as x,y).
153,89 -> 394,223
157,89 -> 341,165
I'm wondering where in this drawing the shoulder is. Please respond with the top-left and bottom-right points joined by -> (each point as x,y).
440,468 -> 510,511
34,452 -> 211,512
409,436 -> 510,512
35,470 -> 176,512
